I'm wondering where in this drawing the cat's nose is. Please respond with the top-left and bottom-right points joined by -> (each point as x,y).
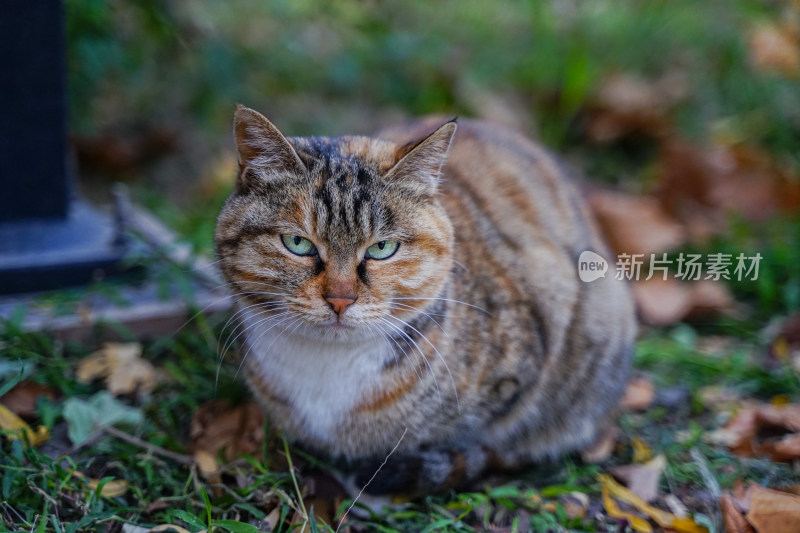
325,295 -> 357,315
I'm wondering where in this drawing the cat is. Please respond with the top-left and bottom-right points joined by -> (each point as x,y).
215,105 -> 636,495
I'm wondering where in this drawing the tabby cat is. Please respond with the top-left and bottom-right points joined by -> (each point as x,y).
215,105 -> 636,494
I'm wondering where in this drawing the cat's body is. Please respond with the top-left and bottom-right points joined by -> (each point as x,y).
216,107 -> 636,494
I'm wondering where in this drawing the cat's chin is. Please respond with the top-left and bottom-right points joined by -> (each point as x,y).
300,319 -> 382,343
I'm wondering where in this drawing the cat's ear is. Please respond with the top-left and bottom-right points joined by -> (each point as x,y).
385,120 -> 457,196
233,105 -> 306,185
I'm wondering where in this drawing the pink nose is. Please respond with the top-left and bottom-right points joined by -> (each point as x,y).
325,295 -> 356,315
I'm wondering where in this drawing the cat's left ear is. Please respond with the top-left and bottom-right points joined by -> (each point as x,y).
385,120 -> 457,196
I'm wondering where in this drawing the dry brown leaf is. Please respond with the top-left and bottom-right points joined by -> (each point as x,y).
585,72 -> 687,143
621,376 -> 655,411
749,22 -> 800,77
771,312 -> 800,374
190,400 -> 265,461
632,278 -> 693,326
0,403 -> 49,446
657,141 -> 800,239
686,280 -> 735,319
77,343 -> 157,396
588,189 -> 685,257
633,278 -> 734,326
714,402 -> 800,462
746,484 -> 800,533
0,381 -> 56,419
720,494 -> 755,533
609,454 -> 666,503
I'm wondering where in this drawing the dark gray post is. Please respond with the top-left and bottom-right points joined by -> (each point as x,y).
0,0 -> 129,295
0,1 -> 69,221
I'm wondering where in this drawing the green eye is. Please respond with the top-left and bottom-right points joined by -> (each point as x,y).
365,240 -> 399,260
281,235 -> 317,256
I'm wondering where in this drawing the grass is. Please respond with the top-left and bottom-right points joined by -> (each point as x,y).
3,229 -> 800,531
3,0 -> 800,530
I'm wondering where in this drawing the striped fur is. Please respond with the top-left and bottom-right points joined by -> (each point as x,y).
215,106 -> 636,495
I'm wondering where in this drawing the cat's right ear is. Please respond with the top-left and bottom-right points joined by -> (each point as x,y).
233,105 -> 306,188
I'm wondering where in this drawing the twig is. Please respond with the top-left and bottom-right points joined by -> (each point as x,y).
336,428 -> 407,533
104,426 -> 194,465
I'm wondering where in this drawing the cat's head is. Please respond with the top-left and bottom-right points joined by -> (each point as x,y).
215,105 -> 456,341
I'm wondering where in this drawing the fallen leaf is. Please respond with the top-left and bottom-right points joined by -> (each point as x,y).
0,381 -> 56,419
685,280 -> 735,319
601,483 -> 653,532
0,403 -> 49,446
621,376 -> 656,411
585,72 -> 687,143
657,141 -> 800,238
190,401 -> 265,461
72,126 -> 178,176
720,494 -> 755,533
632,278 -> 693,326
194,449 -> 223,497
73,471 -> 129,498
749,22 -> 800,77
771,312 -> 800,375
588,189 -> 685,257
609,455 -> 666,503
713,402 -> 800,462
62,391 -> 143,445
148,526 -> 193,533
598,474 -> 709,533
77,343 -> 157,396
633,278 -> 734,326
631,438 -> 654,464
746,484 -> 800,533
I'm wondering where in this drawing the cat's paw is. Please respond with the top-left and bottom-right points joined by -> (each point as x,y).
353,450 -> 458,496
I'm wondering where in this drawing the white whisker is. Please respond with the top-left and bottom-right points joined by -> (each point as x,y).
385,314 -> 459,412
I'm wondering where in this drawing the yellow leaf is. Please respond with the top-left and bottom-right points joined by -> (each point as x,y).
631,437 -> 653,463
72,471 -> 129,498
194,449 -> 220,480
598,474 -> 710,533
0,403 -> 49,446
601,484 -> 652,532
149,526 -> 194,533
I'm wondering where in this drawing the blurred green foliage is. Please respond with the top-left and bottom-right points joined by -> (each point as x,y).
66,0 -> 800,318
67,0 -> 799,154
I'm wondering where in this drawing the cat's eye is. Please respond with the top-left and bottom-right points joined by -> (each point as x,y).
365,240 -> 399,260
281,235 -> 317,256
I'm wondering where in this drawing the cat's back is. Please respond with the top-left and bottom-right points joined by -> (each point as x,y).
380,117 -> 602,259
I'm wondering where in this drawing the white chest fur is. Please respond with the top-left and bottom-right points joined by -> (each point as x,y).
240,309 -> 389,442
